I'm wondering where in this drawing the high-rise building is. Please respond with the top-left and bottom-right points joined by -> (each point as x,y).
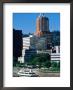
35,13 -> 50,37
13,29 -> 22,65
18,34 -> 31,63
18,34 -> 37,63
24,49 -> 37,62
51,31 -> 60,46
35,13 -> 52,49
35,37 -> 47,50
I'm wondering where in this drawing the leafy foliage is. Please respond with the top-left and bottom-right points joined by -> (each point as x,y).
29,53 -> 51,68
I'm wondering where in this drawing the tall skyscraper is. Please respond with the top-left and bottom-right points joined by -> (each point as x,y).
35,13 -> 50,37
13,29 -> 22,65
35,13 -> 52,49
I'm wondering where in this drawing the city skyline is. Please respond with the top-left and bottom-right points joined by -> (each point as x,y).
13,13 -> 60,34
13,13 -> 60,77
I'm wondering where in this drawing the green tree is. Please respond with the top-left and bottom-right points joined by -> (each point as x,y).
57,61 -> 60,68
51,61 -> 58,68
29,53 -> 51,68
44,61 -> 51,68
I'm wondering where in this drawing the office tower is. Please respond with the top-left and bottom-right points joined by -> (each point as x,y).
51,31 -> 60,46
13,29 -> 22,65
18,34 -> 31,63
35,37 -> 47,50
35,13 -> 52,49
35,13 -> 50,37
18,34 -> 37,63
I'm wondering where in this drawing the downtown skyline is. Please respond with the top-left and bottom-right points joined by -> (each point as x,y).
13,13 -> 60,34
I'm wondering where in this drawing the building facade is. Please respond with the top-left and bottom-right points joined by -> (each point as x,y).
51,46 -> 60,61
51,31 -> 60,46
18,34 -> 37,63
35,13 -> 50,37
35,13 -> 52,50
13,29 -> 22,65
24,49 -> 37,62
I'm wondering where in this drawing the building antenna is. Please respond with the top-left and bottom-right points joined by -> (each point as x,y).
39,13 -> 45,17
42,13 -> 45,17
39,13 -> 42,17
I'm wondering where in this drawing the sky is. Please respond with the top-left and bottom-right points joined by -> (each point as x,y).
13,13 -> 60,34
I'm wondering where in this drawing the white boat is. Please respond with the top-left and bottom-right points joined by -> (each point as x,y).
17,69 -> 38,77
